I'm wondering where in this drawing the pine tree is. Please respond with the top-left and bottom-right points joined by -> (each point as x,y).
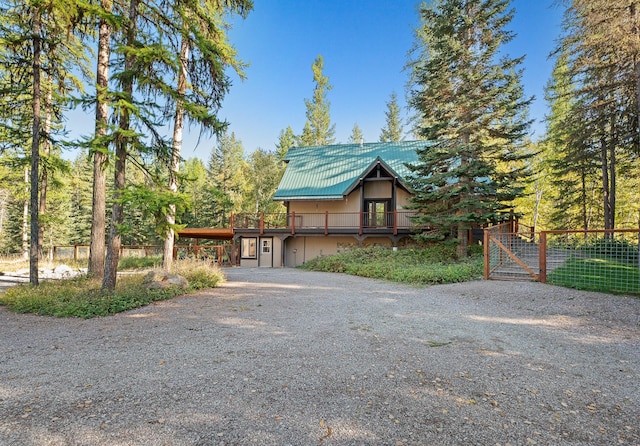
275,126 -> 296,160
178,157 -> 208,228
298,55 -> 335,146
348,123 -> 364,144
245,149 -> 284,214
548,0 -> 639,231
407,0 -> 532,257
379,92 -> 404,142
208,131 -> 247,225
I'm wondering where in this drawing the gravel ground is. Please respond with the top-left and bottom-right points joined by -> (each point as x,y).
0,268 -> 639,446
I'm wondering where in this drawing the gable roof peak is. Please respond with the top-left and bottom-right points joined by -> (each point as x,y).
275,140 -> 427,201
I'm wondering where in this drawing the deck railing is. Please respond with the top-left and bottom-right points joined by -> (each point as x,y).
231,211 -> 419,236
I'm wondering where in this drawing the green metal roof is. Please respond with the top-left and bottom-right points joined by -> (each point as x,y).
273,140 -> 425,201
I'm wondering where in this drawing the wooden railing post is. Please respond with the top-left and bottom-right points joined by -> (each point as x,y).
230,213 -> 234,229
393,209 -> 398,235
291,211 -> 296,235
324,211 -> 328,235
539,231 -> 547,283
358,212 -> 363,236
259,212 -> 264,235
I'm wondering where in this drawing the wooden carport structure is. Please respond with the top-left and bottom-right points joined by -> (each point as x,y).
176,228 -> 235,266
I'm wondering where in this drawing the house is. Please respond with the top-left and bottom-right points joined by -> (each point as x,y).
231,140 -> 425,267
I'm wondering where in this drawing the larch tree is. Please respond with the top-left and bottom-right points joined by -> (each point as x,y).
406,0 -> 532,257
100,0 -> 251,286
87,0 -> 114,279
162,0 -> 252,271
379,92 -> 404,142
0,0 -> 88,284
102,0 -> 139,291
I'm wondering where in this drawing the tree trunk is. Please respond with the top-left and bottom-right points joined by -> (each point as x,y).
29,5 -> 42,286
163,36 -> 189,272
609,114 -> 616,230
89,0 -> 112,279
103,0 -> 138,291
581,170 -> 588,231
22,166 -> 28,260
38,83 -> 52,259
600,134 -> 612,230
631,2 -> 640,149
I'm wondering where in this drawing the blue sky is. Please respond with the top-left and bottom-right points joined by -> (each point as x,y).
68,0 -> 565,161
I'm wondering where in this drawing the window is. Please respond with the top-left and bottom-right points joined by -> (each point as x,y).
364,199 -> 391,227
241,238 -> 257,259
262,239 -> 271,254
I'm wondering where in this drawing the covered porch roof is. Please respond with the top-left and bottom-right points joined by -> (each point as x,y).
177,227 -> 234,240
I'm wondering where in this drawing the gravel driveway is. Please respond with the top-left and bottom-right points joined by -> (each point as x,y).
1,268 -> 639,445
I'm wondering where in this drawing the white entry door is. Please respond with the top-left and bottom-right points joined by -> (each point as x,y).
259,238 -> 273,267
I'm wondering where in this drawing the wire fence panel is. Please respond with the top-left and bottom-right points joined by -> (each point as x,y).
485,223 -> 540,281
485,225 -> 640,294
544,230 -> 640,295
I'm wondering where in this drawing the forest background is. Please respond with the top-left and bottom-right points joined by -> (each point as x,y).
0,0 -> 639,281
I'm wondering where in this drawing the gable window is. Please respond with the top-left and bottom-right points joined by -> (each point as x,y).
241,238 -> 257,259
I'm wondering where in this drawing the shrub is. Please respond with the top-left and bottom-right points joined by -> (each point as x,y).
0,259 -> 224,318
301,245 -> 483,286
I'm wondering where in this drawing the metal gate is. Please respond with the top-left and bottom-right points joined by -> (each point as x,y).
484,222 -> 540,281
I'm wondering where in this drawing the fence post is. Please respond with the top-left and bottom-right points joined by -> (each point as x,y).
483,227 -> 490,280
539,231 -> 547,283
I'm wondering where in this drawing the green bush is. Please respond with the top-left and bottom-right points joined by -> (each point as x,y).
0,259 -> 224,318
302,245 -> 483,285
118,255 -> 163,270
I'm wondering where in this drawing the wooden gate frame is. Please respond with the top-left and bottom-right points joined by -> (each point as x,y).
484,223 -> 540,281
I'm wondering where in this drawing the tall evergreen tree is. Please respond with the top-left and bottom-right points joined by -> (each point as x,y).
88,0 -> 113,279
298,55 -> 335,146
1,0 -> 88,283
162,0 -> 252,271
406,0 -> 532,257
275,125 -> 296,160
208,131 -> 247,224
103,0 -> 140,291
379,92 -> 404,142
245,148 -> 284,214
348,123 -> 364,144
548,0 -> 639,231
177,157 -> 208,228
